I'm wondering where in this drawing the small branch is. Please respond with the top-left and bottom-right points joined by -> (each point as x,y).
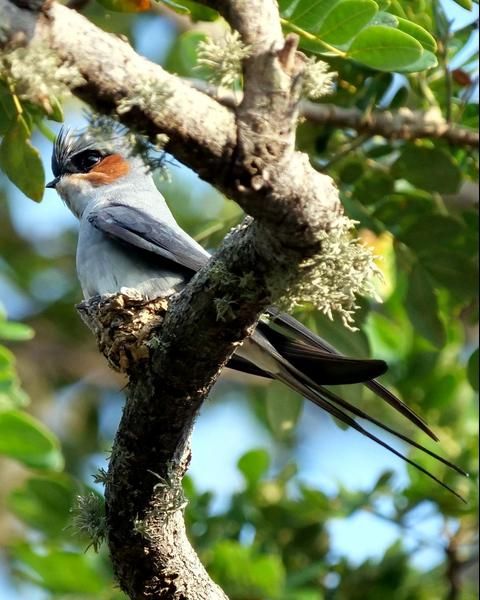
187,79 -> 479,149
301,104 -> 479,148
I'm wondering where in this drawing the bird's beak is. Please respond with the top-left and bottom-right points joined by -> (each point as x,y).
46,176 -> 60,189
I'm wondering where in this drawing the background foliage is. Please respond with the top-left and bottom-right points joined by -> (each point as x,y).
0,0 -> 478,598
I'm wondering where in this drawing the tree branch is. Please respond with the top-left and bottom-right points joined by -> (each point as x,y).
188,79 -> 480,149
301,103 -> 480,149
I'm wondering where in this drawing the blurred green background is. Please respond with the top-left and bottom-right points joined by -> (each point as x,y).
0,0 -> 478,598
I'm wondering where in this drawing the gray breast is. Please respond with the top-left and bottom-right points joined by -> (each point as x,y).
76,222 -> 187,300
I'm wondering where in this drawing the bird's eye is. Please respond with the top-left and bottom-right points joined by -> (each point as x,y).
71,150 -> 103,173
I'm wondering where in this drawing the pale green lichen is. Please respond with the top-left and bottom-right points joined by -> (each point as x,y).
302,57 -> 336,100
197,30 -> 251,87
148,469 -> 188,515
116,78 -> 172,116
71,493 -> 106,552
278,216 -> 382,331
0,42 -> 84,113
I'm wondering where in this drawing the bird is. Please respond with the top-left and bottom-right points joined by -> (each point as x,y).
46,127 -> 467,501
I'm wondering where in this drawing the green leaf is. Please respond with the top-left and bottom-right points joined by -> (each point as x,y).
0,320 -> 34,341
166,31 -> 207,77
266,382 -> 303,439
467,348 -> 478,392
0,122 -> 45,201
397,49 -> 437,72
391,145 -> 462,193
453,0 -> 472,8
371,10 -> 398,27
8,474 -> 77,536
354,170 -> 395,204
316,0 -> 378,45
419,250 -> 477,300
365,311 -> 412,362
405,264 -> 446,348
278,0 -> 302,18
395,16 -> 437,53
49,96 -> 64,123
237,449 -> 270,487
208,540 -> 285,599
13,545 -> 106,594
348,25 -> 423,71
158,0 -> 190,13
0,345 -> 28,411
0,83 -> 17,135
398,215 -> 467,255
0,410 -> 63,470
290,0 -> 341,31
0,344 -> 14,370
338,158 -> 364,183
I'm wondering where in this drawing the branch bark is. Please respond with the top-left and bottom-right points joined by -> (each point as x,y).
0,0 -> 343,597
188,79 -> 480,149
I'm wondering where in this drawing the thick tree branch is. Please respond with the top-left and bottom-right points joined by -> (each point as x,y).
0,1 -> 340,597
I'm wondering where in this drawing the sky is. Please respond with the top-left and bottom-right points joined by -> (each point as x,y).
0,0 -> 478,597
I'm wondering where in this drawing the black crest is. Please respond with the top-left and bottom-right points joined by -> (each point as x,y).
51,128 -> 105,178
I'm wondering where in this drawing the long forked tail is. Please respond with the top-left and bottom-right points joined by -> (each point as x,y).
272,361 -> 467,503
264,309 -> 438,440
250,310 -> 469,501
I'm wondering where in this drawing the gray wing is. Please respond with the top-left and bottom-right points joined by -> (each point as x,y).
87,203 -> 210,274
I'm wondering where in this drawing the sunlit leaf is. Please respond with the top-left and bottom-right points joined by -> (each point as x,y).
348,26 -> 423,71
290,0 -> 341,31
452,0 -> 472,9
316,0 -> 378,45
395,16 -> 436,53
398,49 -> 437,72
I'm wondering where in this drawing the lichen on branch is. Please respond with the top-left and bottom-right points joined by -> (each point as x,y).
0,40 -> 84,114
197,29 -> 251,87
278,216 -> 382,330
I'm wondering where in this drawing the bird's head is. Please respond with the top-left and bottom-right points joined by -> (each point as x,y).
47,127 -> 131,190
46,127 -> 148,218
